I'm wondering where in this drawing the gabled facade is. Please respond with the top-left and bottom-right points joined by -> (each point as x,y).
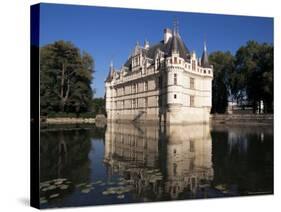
105,26 -> 213,124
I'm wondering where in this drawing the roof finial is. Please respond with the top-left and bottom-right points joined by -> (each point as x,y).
203,34 -> 207,52
173,18 -> 179,34
204,40 -> 207,52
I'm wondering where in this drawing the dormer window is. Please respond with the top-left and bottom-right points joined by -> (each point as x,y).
174,57 -> 177,64
133,55 -> 140,68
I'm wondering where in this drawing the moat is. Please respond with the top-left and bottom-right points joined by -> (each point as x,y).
39,123 -> 273,208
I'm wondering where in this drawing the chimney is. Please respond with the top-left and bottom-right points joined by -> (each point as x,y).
164,28 -> 172,44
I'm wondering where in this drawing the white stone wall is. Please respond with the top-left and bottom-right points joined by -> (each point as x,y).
105,47 -> 213,124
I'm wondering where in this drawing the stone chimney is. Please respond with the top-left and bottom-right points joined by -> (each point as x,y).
164,28 -> 172,44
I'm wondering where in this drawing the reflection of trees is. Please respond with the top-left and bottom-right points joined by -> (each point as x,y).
211,126 -> 273,194
40,128 -> 93,184
104,123 -> 213,201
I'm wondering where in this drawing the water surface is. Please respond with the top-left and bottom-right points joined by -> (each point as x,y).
40,123 -> 273,208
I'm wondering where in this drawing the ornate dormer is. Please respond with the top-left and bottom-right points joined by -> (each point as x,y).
132,41 -> 142,70
144,40 -> 149,49
191,51 -> 197,71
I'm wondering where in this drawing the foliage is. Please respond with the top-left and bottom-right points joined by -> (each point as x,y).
91,98 -> 106,115
233,41 -> 273,113
209,41 -> 273,114
40,41 -> 95,116
209,51 -> 235,113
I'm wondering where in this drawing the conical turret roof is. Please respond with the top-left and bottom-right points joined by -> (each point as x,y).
201,42 -> 210,68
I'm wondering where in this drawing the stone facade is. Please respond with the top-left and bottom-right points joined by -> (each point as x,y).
105,26 -> 213,124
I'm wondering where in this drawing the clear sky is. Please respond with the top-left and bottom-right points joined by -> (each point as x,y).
38,3 -> 273,98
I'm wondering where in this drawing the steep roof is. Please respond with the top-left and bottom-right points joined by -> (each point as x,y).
201,42 -> 210,68
124,30 -> 190,69
105,63 -> 115,82
166,32 -> 190,60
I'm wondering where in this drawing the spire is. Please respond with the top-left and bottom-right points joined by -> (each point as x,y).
201,41 -> 210,67
171,34 -> 179,53
204,41 -> 207,52
173,18 -> 179,34
105,60 -> 114,82
134,41 -> 141,55
171,19 -> 179,54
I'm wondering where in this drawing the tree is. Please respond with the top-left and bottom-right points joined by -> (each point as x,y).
209,51 -> 235,114
40,41 -> 94,115
234,41 -> 273,113
91,98 -> 105,115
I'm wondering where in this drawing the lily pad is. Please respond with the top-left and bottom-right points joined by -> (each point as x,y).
81,189 -> 91,193
215,184 -> 227,191
60,185 -> 69,190
49,193 -> 59,198
47,185 -> 57,190
102,190 -> 111,195
118,182 -> 126,186
76,183 -> 86,188
54,181 -> 63,185
107,182 -> 115,185
117,194 -> 125,199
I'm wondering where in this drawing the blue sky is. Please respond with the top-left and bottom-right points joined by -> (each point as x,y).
38,3 -> 273,98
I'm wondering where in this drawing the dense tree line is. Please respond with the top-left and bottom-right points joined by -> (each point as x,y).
209,41 -> 273,114
40,41 -> 95,116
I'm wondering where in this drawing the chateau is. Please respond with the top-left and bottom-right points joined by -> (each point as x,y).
105,25 -> 213,124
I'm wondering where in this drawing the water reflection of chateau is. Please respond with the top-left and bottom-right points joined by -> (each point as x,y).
104,123 -> 213,200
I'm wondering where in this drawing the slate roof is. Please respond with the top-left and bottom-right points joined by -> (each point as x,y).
201,42 -> 210,68
124,31 -> 190,69
105,66 -> 114,82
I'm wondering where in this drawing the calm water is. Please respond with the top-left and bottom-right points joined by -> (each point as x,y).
40,123 -> 273,208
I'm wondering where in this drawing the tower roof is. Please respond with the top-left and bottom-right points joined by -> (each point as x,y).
123,29 -> 190,69
201,42 -> 210,68
166,31 -> 190,59
105,61 -> 114,82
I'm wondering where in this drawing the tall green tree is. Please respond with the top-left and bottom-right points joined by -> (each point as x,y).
209,51 -> 235,114
40,41 -> 94,115
233,41 -> 273,113
91,98 -> 106,115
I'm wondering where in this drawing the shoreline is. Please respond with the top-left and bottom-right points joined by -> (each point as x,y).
41,114 -> 273,126
43,117 -> 96,124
